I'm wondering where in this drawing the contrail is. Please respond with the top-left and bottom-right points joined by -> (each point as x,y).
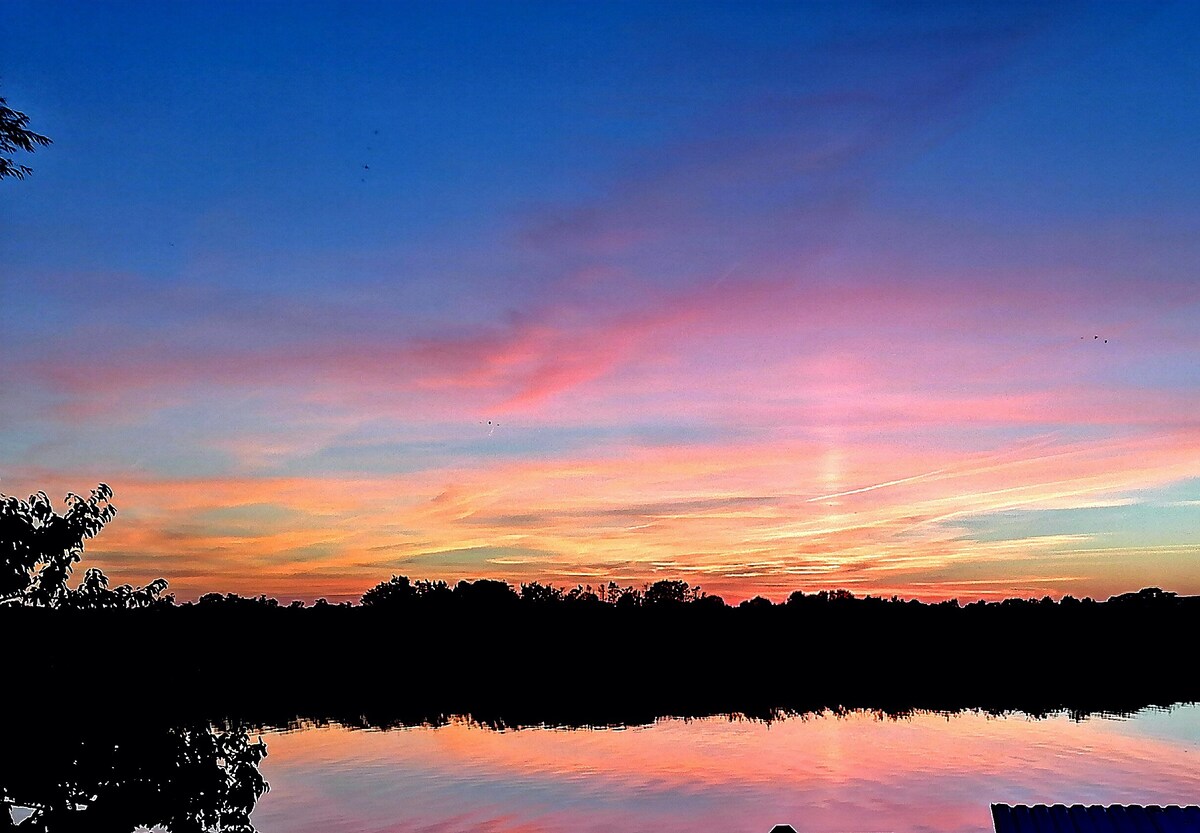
806,468 -> 948,503
802,434 -> 1066,504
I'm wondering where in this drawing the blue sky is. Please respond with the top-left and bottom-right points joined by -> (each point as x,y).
2,0 -> 1198,601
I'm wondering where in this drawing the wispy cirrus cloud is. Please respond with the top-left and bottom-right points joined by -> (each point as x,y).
3,0 -> 1197,603
5,417 -> 1195,602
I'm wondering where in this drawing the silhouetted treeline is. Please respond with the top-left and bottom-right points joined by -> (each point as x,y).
3,580 -> 1196,731
7,487 -> 1188,729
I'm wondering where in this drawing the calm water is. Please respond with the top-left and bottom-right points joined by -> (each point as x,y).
250,705 -> 1200,833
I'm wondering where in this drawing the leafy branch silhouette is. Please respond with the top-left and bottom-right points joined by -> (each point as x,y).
0,723 -> 268,831
0,485 -> 170,609
0,94 -> 52,181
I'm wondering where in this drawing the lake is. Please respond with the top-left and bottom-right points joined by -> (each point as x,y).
249,704 -> 1200,833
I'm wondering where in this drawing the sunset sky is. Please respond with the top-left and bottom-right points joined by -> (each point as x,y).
2,0 -> 1198,603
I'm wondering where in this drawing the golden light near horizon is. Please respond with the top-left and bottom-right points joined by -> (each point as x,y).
2,0 -> 1199,604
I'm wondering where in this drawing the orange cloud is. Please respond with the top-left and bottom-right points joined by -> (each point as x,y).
7,416 -> 1195,603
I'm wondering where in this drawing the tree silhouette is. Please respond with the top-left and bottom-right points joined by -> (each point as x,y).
0,485 -> 168,608
0,95 -> 52,181
519,581 -> 563,605
0,723 -> 268,831
59,567 -> 171,611
644,579 -> 697,606
361,574 -> 416,608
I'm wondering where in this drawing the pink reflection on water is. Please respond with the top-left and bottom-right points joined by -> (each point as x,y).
251,707 -> 1200,833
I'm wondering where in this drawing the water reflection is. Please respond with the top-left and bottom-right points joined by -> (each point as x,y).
0,724 -> 267,831
253,706 -> 1200,833
3,706 -> 1196,832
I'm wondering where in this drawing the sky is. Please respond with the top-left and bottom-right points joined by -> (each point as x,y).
1,0 -> 1198,603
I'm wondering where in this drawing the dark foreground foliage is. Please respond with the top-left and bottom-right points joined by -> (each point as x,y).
0,722 -> 266,832
4,582 -> 1196,733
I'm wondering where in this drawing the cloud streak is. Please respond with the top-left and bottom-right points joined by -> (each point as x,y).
2,1 -> 1198,602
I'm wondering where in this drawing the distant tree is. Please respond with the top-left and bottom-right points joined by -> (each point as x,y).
644,579 -> 692,606
693,592 -> 726,610
1109,587 -> 1175,605
519,581 -> 563,605
738,595 -> 773,611
454,578 -> 517,607
0,485 -> 169,608
614,584 -> 643,608
563,584 -> 600,605
785,590 -> 808,607
0,94 -> 52,180
362,574 -> 416,607
413,579 -> 453,603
